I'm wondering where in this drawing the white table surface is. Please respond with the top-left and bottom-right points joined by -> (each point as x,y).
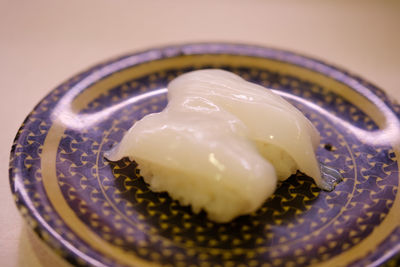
1,1 -> 399,266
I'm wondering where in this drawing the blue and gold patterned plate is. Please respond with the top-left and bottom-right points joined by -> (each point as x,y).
10,44 -> 400,267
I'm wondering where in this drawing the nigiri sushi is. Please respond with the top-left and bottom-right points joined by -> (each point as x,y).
106,69 -> 340,223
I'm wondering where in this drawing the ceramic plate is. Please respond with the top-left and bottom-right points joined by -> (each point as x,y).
10,43 -> 400,267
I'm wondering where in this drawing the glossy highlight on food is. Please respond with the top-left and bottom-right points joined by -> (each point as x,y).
106,69 -> 336,222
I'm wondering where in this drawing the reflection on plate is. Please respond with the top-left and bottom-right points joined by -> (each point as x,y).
9,43 -> 400,267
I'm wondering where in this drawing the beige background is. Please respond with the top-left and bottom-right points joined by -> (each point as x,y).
1,0 -> 399,266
